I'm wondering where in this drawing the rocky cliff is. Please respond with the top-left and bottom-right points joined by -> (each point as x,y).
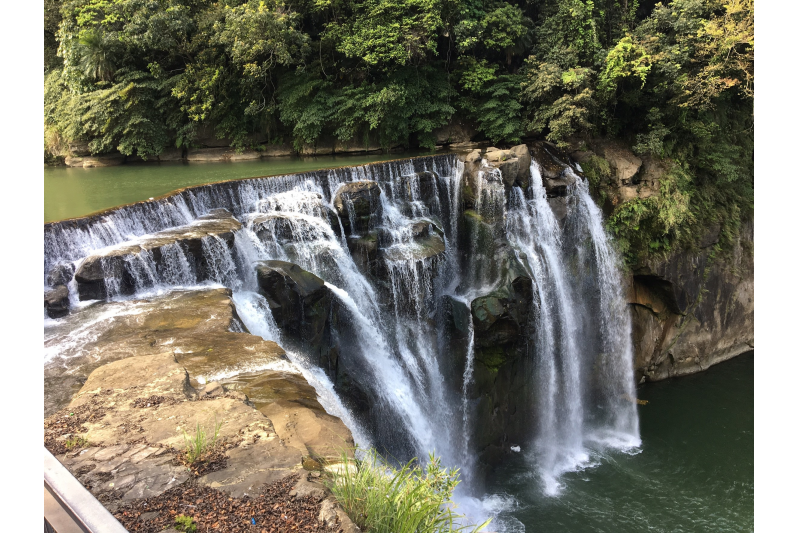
627,224 -> 754,382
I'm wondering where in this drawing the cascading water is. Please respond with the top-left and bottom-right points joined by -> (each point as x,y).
571,173 -> 640,447
504,161 -> 640,494
44,153 -> 640,517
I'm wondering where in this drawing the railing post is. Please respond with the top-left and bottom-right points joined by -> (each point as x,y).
44,448 -> 129,533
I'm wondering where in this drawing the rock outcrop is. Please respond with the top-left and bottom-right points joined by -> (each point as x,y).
459,143 -> 578,215
44,288 -> 282,416
460,144 -> 533,202
255,261 -> 335,371
333,181 -> 383,236
47,350 -> 353,507
433,118 -> 477,146
186,147 -> 262,162
74,209 -> 241,301
571,139 -> 662,209
629,222 -> 754,381
65,153 -> 125,168
44,286 -> 356,520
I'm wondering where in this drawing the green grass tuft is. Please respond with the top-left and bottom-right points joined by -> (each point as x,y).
182,418 -> 222,465
326,448 -> 490,533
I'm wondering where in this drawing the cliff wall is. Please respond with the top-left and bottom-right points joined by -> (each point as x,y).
627,223 -> 754,381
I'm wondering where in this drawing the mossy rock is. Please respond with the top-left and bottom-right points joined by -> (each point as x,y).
472,296 -> 504,328
475,345 -> 508,371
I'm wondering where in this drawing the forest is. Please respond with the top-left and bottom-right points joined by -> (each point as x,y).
43,0 -> 753,264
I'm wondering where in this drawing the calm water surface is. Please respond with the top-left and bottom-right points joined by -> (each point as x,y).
43,152 -> 434,222
487,352 -> 753,533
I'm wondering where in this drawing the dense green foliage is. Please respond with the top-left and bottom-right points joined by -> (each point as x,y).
44,0 -> 753,263
327,450 -> 490,532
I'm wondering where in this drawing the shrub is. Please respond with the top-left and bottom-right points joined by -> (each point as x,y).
64,435 -> 89,450
326,449 -> 490,533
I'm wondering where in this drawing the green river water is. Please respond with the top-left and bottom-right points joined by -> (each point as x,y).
43,152 -> 432,223
487,352 -> 754,533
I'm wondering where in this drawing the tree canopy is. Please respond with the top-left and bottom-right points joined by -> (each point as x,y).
44,0 -> 754,263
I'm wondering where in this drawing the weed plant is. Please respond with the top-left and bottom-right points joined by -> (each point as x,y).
182,418 -> 222,465
326,449 -> 490,533
174,514 -> 197,532
65,435 -> 89,450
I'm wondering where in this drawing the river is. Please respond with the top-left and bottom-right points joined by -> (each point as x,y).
44,152 -> 432,222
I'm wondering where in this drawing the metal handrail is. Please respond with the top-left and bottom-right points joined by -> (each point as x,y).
44,447 -> 129,533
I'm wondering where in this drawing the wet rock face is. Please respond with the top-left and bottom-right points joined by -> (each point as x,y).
529,142 -> 570,180
346,232 -> 379,277
47,262 -> 75,287
333,181 -> 383,236
255,260 -> 334,370
468,271 -> 536,473
43,288 -> 285,416
372,221 -> 446,290
74,209 -> 242,301
445,241 -> 538,472
44,285 -> 70,318
250,211 -> 341,245
439,295 -> 472,386
471,275 -> 535,363
528,142 -> 579,197
404,170 -> 440,202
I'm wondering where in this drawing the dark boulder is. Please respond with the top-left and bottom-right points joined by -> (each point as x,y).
47,263 -> 75,287
44,285 -> 70,319
75,254 -> 130,301
333,181 -> 382,236
255,261 -> 334,372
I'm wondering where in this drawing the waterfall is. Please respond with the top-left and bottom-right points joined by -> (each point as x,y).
572,174 -> 641,447
44,152 -> 640,503
504,162 -> 640,494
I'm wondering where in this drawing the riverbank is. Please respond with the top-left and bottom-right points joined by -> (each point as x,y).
44,287 -> 362,531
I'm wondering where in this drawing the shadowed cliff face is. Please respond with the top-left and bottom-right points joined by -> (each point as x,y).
627,221 -> 754,382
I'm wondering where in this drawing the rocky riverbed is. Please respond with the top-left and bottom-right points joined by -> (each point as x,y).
44,287 -> 360,531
